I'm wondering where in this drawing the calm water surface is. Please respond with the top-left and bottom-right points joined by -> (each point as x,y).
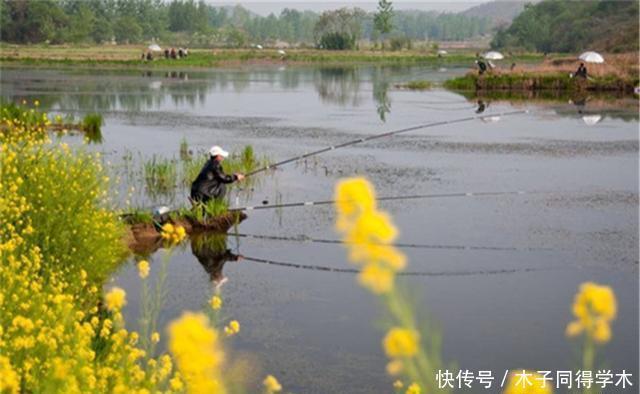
1,65 -> 638,393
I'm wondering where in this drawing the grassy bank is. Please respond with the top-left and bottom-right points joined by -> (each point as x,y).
0,44 -> 544,68
0,101 -> 280,392
444,53 -> 639,94
444,72 -> 638,93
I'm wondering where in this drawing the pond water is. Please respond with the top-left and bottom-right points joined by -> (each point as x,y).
2,65 -> 638,393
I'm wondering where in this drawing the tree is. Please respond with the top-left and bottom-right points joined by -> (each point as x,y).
314,8 -> 365,50
114,16 -> 142,43
373,0 -> 393,47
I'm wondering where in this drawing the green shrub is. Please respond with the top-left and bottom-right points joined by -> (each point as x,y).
319,32 -> 356,50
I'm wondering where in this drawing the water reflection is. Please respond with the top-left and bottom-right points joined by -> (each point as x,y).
372,67 -> 391,122
462,90 -> 639,122
2,66 -> 637,124
190,233 -> 242,291
313,67 -> 362,107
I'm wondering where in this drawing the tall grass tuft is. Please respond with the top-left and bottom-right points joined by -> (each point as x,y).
82,113 -> 104,143
144,155 -> 178,195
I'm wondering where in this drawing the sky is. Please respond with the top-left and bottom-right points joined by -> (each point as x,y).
207,1 -> 491,16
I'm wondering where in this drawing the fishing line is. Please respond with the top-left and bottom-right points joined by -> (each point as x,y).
245,109 -> 528,177
229,190 -> 538,212
242,255 -> 541,277
230,232 -> 553,253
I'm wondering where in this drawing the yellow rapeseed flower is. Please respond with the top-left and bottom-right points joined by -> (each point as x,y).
137,260 -> 150,279
151,332 -> 160,344
0,356 -> 19,393
405,382 -> 421,394
386,359 -> 403,375
224,320 -> 240,336
393,380 -> 404,389
358,264 -> 394,294
161,223 -> 187,246
383,328 -> 420,358
503,371 -> 552,394
210,295 -> 223,310
566,282 -> 617,343
263,375 -> 282,393
105,287 -> 127,311
168,312 -> 225,394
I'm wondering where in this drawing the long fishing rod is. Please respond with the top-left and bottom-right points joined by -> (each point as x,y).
229,190 -> 536,212
230,232 -> 554,253
242,255 -> 542,277
245,109 -> 528,177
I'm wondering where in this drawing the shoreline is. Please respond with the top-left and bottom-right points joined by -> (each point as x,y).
0,46 -> 544,69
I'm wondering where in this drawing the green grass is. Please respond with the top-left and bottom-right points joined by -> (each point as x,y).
179,137 -> 190,161
0,48 -> 546,69
444,72 -> 638,93
399,80 -> 433,90
172,198 -> 229,223
121,209 -> 155,225
82,113 -> 103,143
143,155 -> 178,195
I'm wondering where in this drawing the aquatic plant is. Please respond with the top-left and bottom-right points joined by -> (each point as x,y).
400,80 -> 433,90
179,137 -> 191,161
121,208 -> 155,225
144,155 -> 178,194
81,113 -> 104,143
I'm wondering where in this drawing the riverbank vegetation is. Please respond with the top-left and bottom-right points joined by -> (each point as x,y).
0,45 -> 544,68
444,53 -> 639,94
0,101 -> 280,393
396,80 -> 433,90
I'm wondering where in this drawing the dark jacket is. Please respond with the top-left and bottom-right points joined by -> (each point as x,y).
190,158 -> 237,202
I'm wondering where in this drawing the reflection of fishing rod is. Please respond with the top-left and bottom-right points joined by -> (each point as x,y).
242,255 -> 541,277
245,110 -> 528,177
231,232 -> 553,253
229,190 -> 536,212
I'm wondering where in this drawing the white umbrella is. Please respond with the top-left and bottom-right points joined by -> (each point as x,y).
582,114 -> 602,126
579,51 -> 604,64
256,44 -> 263,49
148,44 -> 162,52
437,50 -> 447,55
483,51 -> 504,60
277,49 -> 286,56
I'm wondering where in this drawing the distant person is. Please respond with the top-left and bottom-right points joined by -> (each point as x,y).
575,62 -> 588,78
178,48 -> 184,58
510,62 -> 516,71
475,59 -> 487,75
141,52 -> 146,60
146,52 -> 153,61
476,100 -> 487,114
170,48 -> 177,59
190,145 -> 245,203
164,49 -> 170,59
183,48 -> 189,57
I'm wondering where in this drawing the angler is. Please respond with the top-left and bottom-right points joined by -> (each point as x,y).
190,145 -> 245,203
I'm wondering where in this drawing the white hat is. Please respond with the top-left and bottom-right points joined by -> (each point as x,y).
209,145 -> 229,158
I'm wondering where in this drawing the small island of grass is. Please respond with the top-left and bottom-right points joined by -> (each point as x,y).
444,54 -> 639,95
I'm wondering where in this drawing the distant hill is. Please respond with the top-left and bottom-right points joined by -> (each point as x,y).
461,0 -> 533,29
490,0 -> 639,53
